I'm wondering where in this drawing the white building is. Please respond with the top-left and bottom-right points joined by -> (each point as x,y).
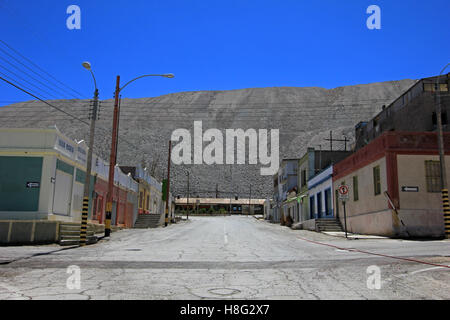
307,165 -> 334,219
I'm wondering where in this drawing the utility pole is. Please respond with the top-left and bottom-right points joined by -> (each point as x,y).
318,145 -> 322,173
248,184 -> 251,216
329,131 -> 333,151
80,88 -> 98,245
325,132 -> 349,152
436,63 -> 450,239
186,170 -> 189,220
164,140 -> 172,227
343,201 -> 348,239
104,73 -> 173,236
229,165 -> 232,215
104,76 -> 121,237
114,95 -> 122,165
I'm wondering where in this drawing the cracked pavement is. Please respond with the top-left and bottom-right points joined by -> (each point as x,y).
0,216 -> 449,300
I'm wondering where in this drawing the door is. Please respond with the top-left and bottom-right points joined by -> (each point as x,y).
317,192 -> 322,219
112,201 -> 117,225
117,202 -> 125,225
335,190 -> 340,219
53,170 -> 73,215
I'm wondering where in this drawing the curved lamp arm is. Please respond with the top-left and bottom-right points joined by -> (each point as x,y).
89,69 -> 98,92
119,73 -> 174,93
82,61 -> 97,92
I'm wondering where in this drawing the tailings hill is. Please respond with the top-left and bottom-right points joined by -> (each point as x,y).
0,79 -> 416,198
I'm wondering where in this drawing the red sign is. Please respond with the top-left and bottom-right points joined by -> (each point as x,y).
338,185 -> 349,195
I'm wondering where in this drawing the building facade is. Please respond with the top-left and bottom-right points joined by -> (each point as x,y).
307,165 -> 334,220
279,159 -> 299,222
297,148 -> 350,223
333,131 -> 450,238
354,73 -> 450,150
0,127 -> 139,228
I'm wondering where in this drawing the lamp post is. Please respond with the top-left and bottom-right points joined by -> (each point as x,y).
80,61 -> 98,246
104,73 -> 174,237
435,63 -> 450,239
186,170 -> 190,220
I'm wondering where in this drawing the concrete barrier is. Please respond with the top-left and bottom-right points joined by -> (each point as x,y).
299,219 -> 317,231
0,220 -> 59,245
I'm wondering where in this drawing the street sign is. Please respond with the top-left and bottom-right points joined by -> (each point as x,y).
338,185 -> 349,195
26,182 -> 40,188
401,186 -> 419,192
338,185 -> 349,201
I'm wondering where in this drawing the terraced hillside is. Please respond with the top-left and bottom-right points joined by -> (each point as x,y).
0,79 -> 417,198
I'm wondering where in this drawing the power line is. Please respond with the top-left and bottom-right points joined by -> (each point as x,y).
0,63 -> 60,99
0,39 -> 87,99
0,44 -> 83,100
0,75 -> 90,125
0,70 -> 54,101
0,53 -> 76,99
0,75 -> 164,163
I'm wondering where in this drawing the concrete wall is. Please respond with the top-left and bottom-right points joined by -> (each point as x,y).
301,219 -> 316,231
333,156 -> 394,236
333,153 -> 448,237
0,220 -> 59,245
396,154 -> 448,237
127,191 -> 139,227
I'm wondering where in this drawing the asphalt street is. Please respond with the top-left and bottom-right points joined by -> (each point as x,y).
0,216 -> 449,299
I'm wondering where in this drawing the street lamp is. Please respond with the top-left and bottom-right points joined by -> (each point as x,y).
435,62 -> 450,239
186,169 -> 190,220
80,61 -> 99,246
104,73 -> 174,237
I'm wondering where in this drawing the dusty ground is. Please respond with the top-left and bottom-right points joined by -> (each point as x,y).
0,216 -> 449,300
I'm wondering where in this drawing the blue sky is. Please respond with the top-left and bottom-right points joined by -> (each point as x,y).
0,0 -> 449,105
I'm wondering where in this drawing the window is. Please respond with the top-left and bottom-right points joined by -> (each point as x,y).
309,196 -> 315,218
353,176 -> 359,201
424,83 -> 449,92
301,170 -> 307,187
432,112 -> 448,125
425,160 -> 441,193
139,192 -> 143,208
146,195 -> 150,210
325,189 -> 331,215
373,166 -> 381,195
317,192 -> 322,217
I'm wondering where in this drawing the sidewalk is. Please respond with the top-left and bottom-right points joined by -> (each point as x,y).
322,231 -> 389,240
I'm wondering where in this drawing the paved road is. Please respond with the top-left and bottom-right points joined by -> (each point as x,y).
0,216 -> 449,299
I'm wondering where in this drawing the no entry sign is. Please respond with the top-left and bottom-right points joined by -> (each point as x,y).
338,185 -> 349,201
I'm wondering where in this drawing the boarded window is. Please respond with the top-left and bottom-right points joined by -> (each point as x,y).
56,159 -> 74,175
425,160 -> 441,193
353,175 -> 359,201
373,166 -> 381,195
75,168 -> 86,184
301,170 -> 307,187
